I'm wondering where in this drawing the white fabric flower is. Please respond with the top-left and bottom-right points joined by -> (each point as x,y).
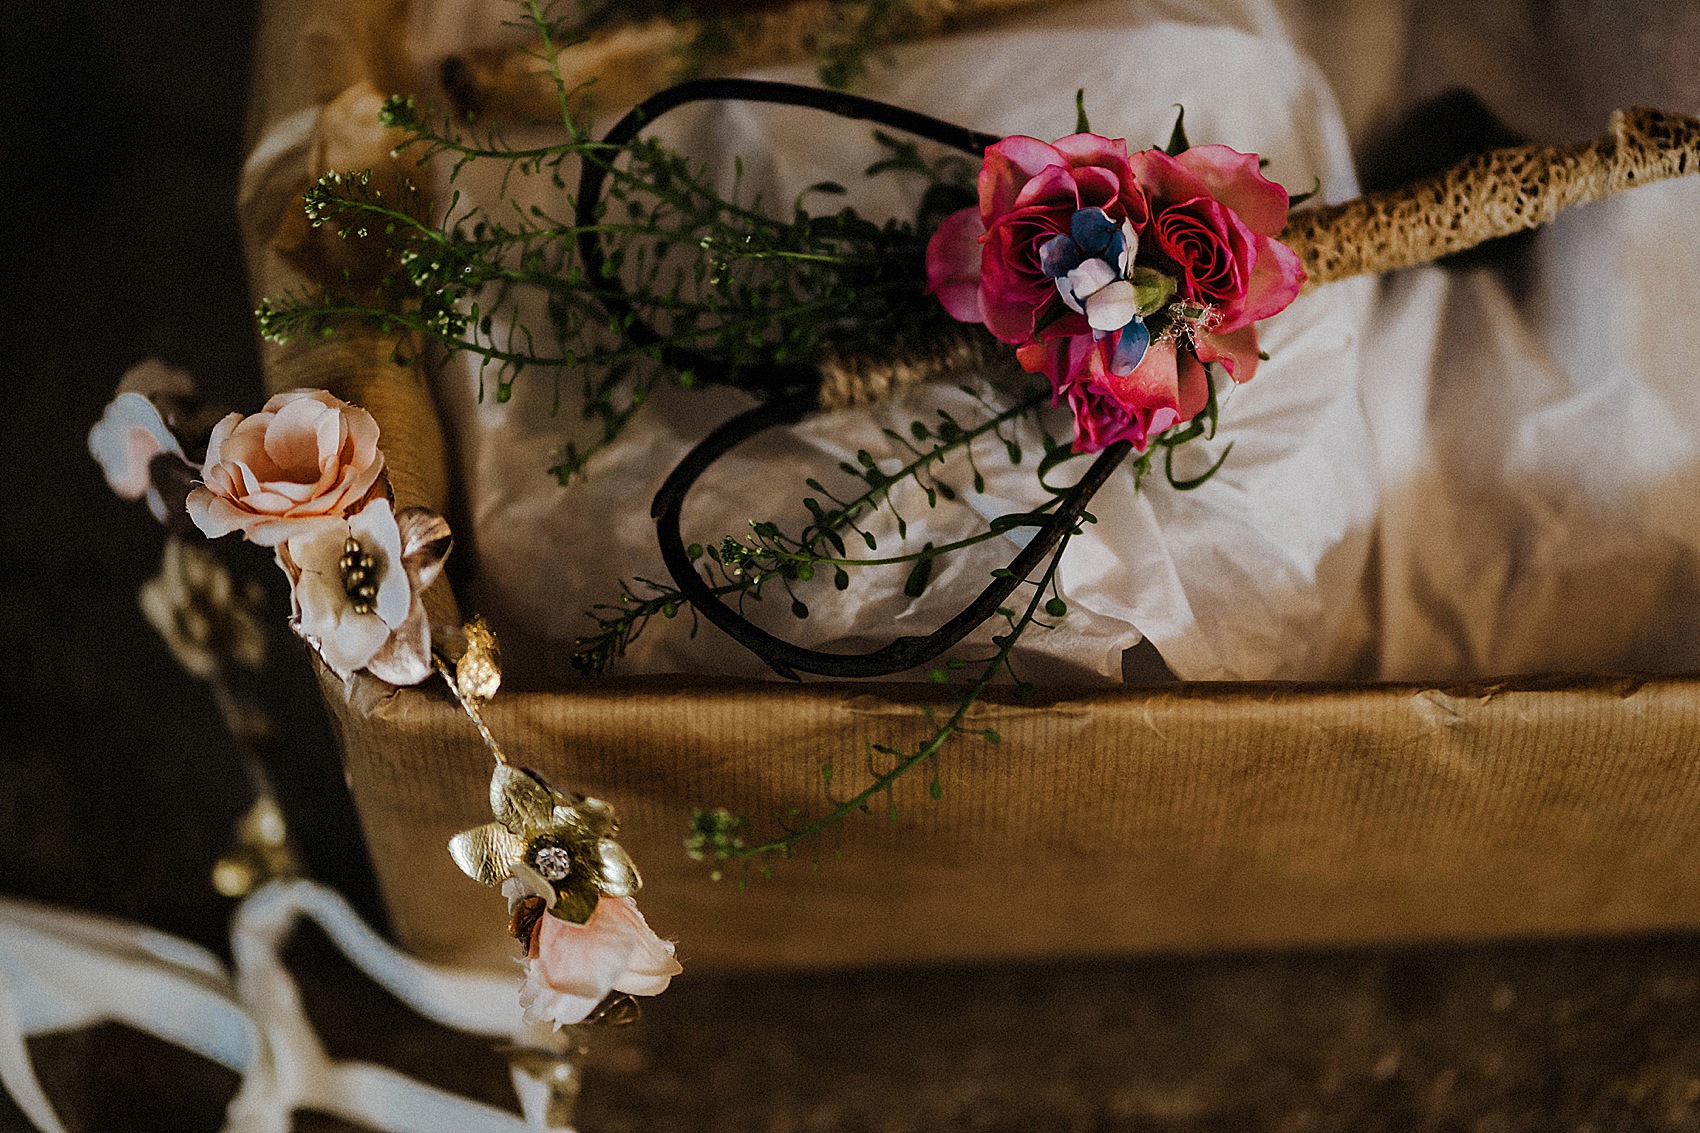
283,498 -> 410,678
89,392 -> 187,522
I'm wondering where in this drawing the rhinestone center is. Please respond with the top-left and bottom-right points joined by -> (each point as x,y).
533,845 -> 573,881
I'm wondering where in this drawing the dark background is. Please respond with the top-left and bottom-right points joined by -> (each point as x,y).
8,3 -> 1700,1131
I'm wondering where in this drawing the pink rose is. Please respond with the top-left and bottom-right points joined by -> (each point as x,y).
927,133 -> 1150,344
1019,328 -> 1203,453
1128,145 -> 1304,335
518,895 -> 682,1028
929,125 -> 1307,453
188,389 -> 385,546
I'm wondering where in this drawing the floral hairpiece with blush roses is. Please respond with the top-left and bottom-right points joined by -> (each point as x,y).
90,364 -> 678,1032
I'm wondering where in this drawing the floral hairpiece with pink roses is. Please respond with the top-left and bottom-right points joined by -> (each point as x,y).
928,116 -> 1304,453
253,72 -> 1313,873
90,364 -> 678,1036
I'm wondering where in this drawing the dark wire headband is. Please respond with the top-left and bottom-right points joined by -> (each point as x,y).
575,78 -> 1130,679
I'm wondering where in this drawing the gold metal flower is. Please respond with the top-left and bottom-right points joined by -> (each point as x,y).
449,764 -> 641,925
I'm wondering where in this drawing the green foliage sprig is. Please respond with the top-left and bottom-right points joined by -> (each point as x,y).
571,385 -> 1049,676
687,527 -> 1079,878
256,0 -> 975,480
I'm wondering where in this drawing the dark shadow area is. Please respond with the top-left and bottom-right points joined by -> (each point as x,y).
0,0 -> 383,952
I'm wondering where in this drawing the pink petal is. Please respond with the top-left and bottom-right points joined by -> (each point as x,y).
266,396 -> 332,472
1196,325 -> 1261,384
979,136 -> 1064,219
186,489 -> 246,539
1128,147 -> 1212,209
1232,235 -> 1306,328
1014,315 -> 1092,392
926,207 -> 987,324
263,388 -> 342,414
602,899 -> 682,996
1009,163 -> 1081,212
1106,336 -> 1182,417
1068,165 -> 1122,212
1175,145 -> 1290,235
978,224 -> 1057,344
1051,132 -> 1129,166
200,412 -> 242,476
1176,348 -> 1210,423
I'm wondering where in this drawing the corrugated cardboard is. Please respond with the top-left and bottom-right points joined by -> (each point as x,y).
323,668 -> 1700,972
251,0 -> 1700,973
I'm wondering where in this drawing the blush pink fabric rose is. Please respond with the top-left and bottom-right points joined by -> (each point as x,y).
89,392 -> 188,521
188,389 -> 385,546
518,896 -> 682,1028
927,133 -> 1150,344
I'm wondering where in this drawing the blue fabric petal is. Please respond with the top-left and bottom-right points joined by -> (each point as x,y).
1070,207 -> 1116,255
1104,228 -> 1129,277
1039,234 -> 1084,279
1113,219 -> 1138,275
1110,317 -> 1149,376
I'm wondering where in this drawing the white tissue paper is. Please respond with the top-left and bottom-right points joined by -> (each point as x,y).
402,0 -> 1700,686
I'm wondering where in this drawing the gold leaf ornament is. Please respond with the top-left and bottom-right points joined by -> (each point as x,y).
456,614 -> 502,703
447,820 -> 526,889
451,764 -> 642,924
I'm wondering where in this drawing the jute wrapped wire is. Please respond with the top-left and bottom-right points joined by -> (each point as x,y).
1283,107 -> 1700,292
816,106 -> 1700,410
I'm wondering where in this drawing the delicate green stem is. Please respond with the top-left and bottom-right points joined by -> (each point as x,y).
722,533 -> 1072,860
813,390 -> 1046,543
527,0 -> 584,143
762,502 -> 1060,568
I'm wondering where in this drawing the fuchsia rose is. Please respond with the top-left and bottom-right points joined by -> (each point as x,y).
518,895 -> 682,1028
1130,144 -> 1304,337
1018,327 -> 1205,453
928,133 -> 1149,344
929,127 -> 1305,453
188,389 -> 385,546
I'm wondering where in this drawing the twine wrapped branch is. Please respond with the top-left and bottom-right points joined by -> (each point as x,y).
820,107 -> 1700,409
437,0 -> 1077,122
1283,107 -> 1700,291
